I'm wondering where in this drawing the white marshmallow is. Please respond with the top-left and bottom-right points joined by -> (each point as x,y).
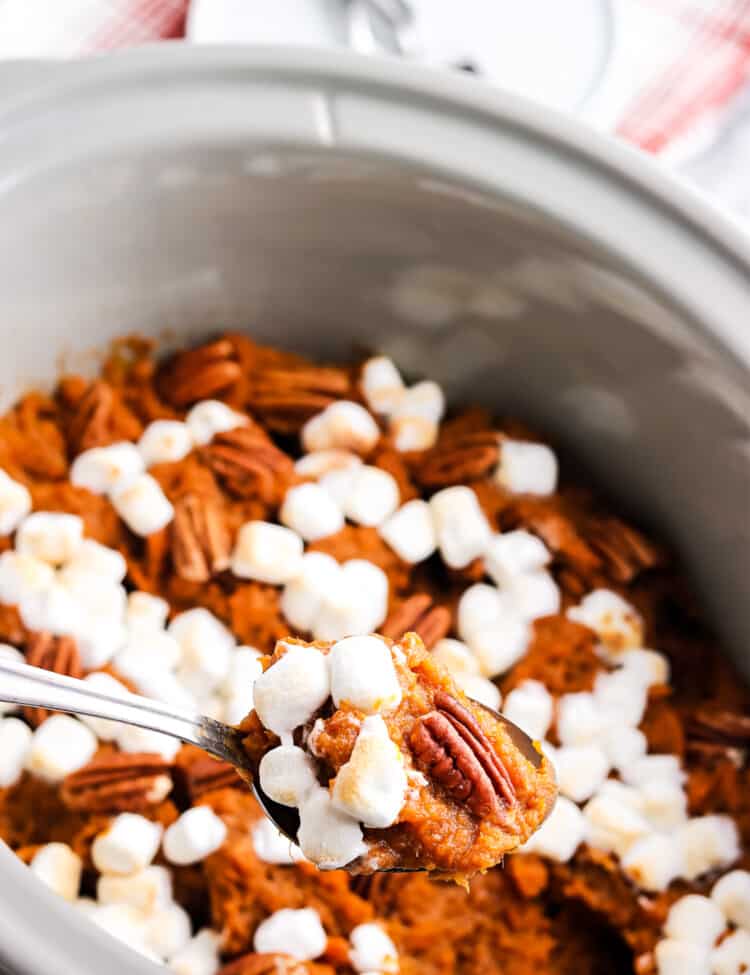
593,669 -> 648,729
712,869 -> 750,930
71,443 -> 145,496
654,939 -> 709,975
75,616 -> 128,669
138,420 -> 193,466
0,469 -> 31,535
430,486 -> 492,569
0,716 -> 32,786
319,466 -> 363,508
78,672 -> 132,741
711,929 -> 750,975
377,499 -> 437,564
457,583 -> 507,639
502,680 -> 554,741
484,530 -> 551,584
456,674 -> 502,711
169,607 -> 234,691
678,815 -> 740,881
126,590 -> 170,633
89,903 -> 150,955
16,511 -> 83,565
280,482 -> 344,541
312,560 -> 389,641
281,552 -> 341,633
92,814 -> 163,876
253,643 -> 330,736
115,651 -> 195,710
163,806 -> 227,866
302,401 -> 380,455
602,725 -> 648,772
231,520 -> 304,585
19,581 -> 82,636
619,648 -> 670,687
297,786 -> 368,870
430,638 -> 479,677
332,715 -> 407,828
295,449 -> 363,480
621,755 -> 685,789
341,466 -> 400,527
495,440 -> 558,496
507,569 -> 561,621
567,589 -> 644,652
59,568 -> 127,622
349,922 -> 399,974
185,400 -> 247,446
221,647 -> 263,716
621,833 -> 684,892
65,539 -> 128,583
361,356 -> 406,416
97,865 -> 172,913
329,636 -> 402,714
391,415 -> 439,452
639,781 -> 688,830
253,907 -> 327,961
583,792 -> 651,858
115,724 -> 181,762
145,902 -> 193,960
520,795 -> 587,863
25,715 -> 97,783
390,380 -> 445,424
30,842 -> 81,901
664,894 -> 726,947
259,744 -> 318,807
121,629 -> 182,672
596,778 -> 646,811
555,744 -> 610,803
111,473 -> 174,536
467,616 -> 531,679
251,817 -> 305,865
0,550 -> 55,606
169,929 -> 221,975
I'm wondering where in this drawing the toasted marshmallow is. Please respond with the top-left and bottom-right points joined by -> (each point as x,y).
145,902 -> 192,960
0,717 -> 32,786
0,550 -> 55,605
138,420 -> 193,466
639,781 -> 688,830
295,448 -> 363,480
520,796 -> 587,863
65,539 -> 128,583
377,499 -> 437,564
281,551 -> 341,632
390,380 -> 445,424
502,680 -> 553,741
0,470 -> 31,535
251,817 -> 305,865
555,744 -> 610,803
231,520 -> 304,584
664,894 -> 726,947
25,715 -> 97,783
495,440 -> 558,496
654,938 -> 709,975
621,833 -> 684,892
30,842 -> 81,901
329,636 -> 402,714
75,616 -> 128,669
169,607 -> 234,692
332,715 -> 407,828
253,643 -> 330,736
567,589 -> 644,652
280,482 -> 344,541
712,869 -> 750,930
678,815 -> 740,881
126,590 -> 170,633
259,744 -> 318,807
484,530 -> 551,584
253,907 -> 327,961
169,929 -> 221,975
98,865 -> 172,913
70,443 -> 144,496
115,724 -> 181,762
430,486 -> 492,569
349,922 -> 399,974
92,814 -> 163,876
341,466 -> 400,527
297,786 -> 368,870
456,674 -> 502,711
111,473 -> 174,536
602,726 -> 647,772
621,755 -> 685,789
508,569 -> 561,621
19,581 -> 81,636
78,672 -> 131,741
711,929 -> 750,975
312,560 -> 389,641
583,792 -> 651,859
185,400 -> 247,446
302,401 -> 380,455
391,415 -> 439,452
163,806 -> 227,866
556,692 -> 606,747
361,356 -> 406,416
16,511 -> 83,565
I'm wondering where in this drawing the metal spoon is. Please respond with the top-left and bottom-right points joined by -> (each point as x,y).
0,657 -> 546,859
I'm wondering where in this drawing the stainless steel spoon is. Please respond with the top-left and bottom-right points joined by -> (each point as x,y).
0,657 -> 545,859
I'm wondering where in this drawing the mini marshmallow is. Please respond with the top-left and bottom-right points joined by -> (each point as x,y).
97,865 -> 172,913
711,929 -> 750,975
377,499 -> 437,564
554,744 -> 610,803
467,615 -> 532,679
138,419 -> 193,466
520,796 -> 587,863
169,606 -> 234,690
430,486 -> 492,569
16,511 -> 83,565
329,635 -> 402,713
65,539 -> 128,583
92,814 -> 163,876
639,781 -> 688,830
618,648 -> 670,687
259,744 -> 319,807
281,551 -> 342,632
507,569 -> 561,621
126,590 -> 170,633
295,448 -> 363,480
280,482 -> 344,541
75,616 -> 128,669
30,842 -> 81,901
602,726 -> 648,772
349,922 -> 399,974
185,399 -> 247,446
89,903 -> 151,956
583,792 -> 651,859
0,469 -> 31,535
456,674 -> 502,711
122,629 -> 183,672
111,473 -> 175,536
115,651 -> 196,710
712,869 -> 750,930
297,786 -> 368,870
25,715 -> 97,783
221,647 -> 263,723
342,466 -> 400,527
361,356 -> 406,416
596,778 -> 646,811
78,672 -> 132,741
567,589 -> 644,652
593,669 -> 648,729
390,380 -> 445,424
654,939 -> 710,975
484,530 -> 551,584
169,929 -> 221,975
252,817 -> 305,865
678,815 -> 740,881
19,581 -> 82,636
145,902 -> 193,960
430,638 -> 480,677
458,583 -> 508,639
312,559 -> 389,641
115,724 -> 181,762
391,415 -> 439,452
59,568 -> 127,622
302,401 -> 380,455
0,716 -> 32,786
664,894 -> 726,947
70,442 -> 145,496
502,680 -> 554,741
231,520 -> 304,585
253,643 -> 330,736
0,550 -> 55,606
163,806 -> 227,866
319,466 -> 363,508
621,833 -> 684,892
253,907 -> 327,961
621,755 -> 686,789
495,440 -> 558,496
332,715 -> 407,828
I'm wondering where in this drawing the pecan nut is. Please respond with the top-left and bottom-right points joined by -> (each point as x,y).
381,595 -> 451,650
586,515 -> 665,583
204,427 -> 294,503
417,432 -> 500,488
174,754 -> 242,803
410,691 -> 515,821
248,365 -> 350,434
24,633 -> 82,726
688,707 -> 750,746
160,339 -> 243,407
60,752 -> 173,812
218,955 -> 309,975
172,492 -> 231,582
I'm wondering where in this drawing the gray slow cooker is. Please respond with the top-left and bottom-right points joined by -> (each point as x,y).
0,45 -> 748,975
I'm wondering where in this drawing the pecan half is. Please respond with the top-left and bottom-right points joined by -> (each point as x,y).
586,515 -> 665,583
410,691 -> 515,821
172,492 -> 231,582
688,707 -> 750,746
24,633 -> 82,726
160,339 -> 243,407
248,365 -> 350,434
174,754 -> 242,804
204,427 -> 294,503
417,432 -> 500,487
381,595 -> 451,649
60,752 -> 173,812
218,955 -> 309,975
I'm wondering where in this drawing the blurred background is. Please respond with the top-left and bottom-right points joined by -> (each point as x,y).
1,0 -> 749,222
